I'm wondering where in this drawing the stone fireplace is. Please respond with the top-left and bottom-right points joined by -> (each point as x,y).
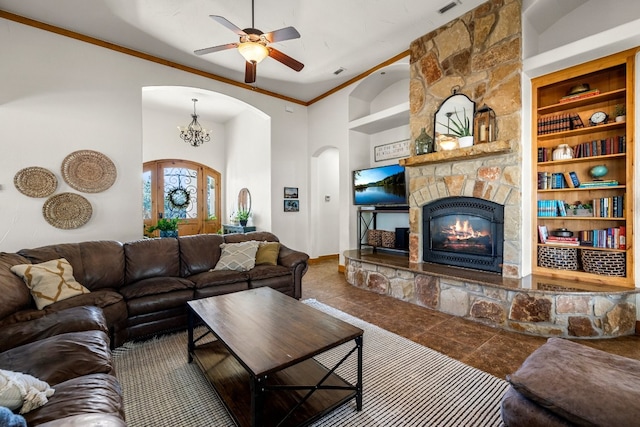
406,0 -> 523,278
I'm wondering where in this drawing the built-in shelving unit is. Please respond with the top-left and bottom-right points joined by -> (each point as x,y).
531,49 -> 636,288
348,102 -> 410,134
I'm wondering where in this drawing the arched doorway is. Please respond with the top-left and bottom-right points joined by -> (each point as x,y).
143,159 -> 221,236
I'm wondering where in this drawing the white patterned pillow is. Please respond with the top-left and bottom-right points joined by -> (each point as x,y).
10,258 -> 90,310
213,241 -> 260,272
0,369 -> 54,414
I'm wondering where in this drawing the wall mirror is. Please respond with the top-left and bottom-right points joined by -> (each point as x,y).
238,187 -> 251,213
433,91 -> 476,148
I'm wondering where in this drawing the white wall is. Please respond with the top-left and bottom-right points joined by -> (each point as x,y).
311,147 -> 340,257
0,18 -> 308,252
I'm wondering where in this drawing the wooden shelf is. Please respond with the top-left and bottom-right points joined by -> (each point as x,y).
400,140 -> 511,167
531,49 -> 636,288
348,102 -> 410,134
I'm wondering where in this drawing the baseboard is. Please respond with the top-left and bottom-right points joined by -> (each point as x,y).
307,254 -> 338,265
636,320 -> 640,335
338,264 -> 345,273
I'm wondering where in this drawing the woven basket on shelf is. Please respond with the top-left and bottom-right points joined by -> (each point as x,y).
367,230 -> 382,246
580,250 -> 626,276
538,246 -> 578,270
380,231 -> 396,248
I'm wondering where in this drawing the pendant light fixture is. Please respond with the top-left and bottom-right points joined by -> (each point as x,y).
178,98 -> 211,147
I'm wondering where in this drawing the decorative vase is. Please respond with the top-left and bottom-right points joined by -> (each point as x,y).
415,127 -> 433,154
239,220 -> 248,226
458,136 -> 474,148
552,144 -> 573,160
615,115 -> 626,123
159,230 -> 178,238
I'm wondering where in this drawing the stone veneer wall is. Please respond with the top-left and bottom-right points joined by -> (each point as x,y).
408,0 -> 523,278
345,257 -> 638,338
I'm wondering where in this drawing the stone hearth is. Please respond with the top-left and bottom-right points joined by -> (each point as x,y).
344,250 -> 639,339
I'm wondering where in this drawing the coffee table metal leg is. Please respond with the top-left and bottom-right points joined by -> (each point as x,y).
251,375 -> 265,427
187,309 -> 194,363
356,335 -> 363,411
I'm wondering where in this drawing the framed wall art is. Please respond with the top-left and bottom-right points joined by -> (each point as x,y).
374,138 -> 410,162
284,199 -> 299,212
284,187 -> 298,198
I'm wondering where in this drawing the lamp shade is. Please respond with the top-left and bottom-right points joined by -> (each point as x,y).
238,42 -> 269,63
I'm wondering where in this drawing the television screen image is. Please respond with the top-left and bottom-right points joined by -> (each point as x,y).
353,164 -> 407,206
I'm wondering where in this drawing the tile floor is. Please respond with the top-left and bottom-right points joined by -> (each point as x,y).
302,258 -> 640,379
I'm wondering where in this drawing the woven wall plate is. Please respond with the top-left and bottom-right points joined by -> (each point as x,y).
43,192 -> 93,229
14,166 -> 58,198
61,150 -> 117,193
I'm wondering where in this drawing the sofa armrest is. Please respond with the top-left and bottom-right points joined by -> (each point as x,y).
37,413 -> 126,427
278,245 -> 309,269
0,306 -> 108,353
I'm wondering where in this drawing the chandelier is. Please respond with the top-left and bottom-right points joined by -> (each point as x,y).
178,98 -> 211,147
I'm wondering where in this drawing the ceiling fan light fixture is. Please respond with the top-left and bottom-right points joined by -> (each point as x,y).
238,42 -> 269,64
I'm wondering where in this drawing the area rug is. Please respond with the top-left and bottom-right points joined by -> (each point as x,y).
113,300 -> 508,426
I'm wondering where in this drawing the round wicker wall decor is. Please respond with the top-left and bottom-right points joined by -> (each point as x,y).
61,150 -> 117,193
14,167 -> 58,198
42,192 -> 93,229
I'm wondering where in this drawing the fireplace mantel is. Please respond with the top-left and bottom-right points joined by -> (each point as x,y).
399,140 -> 512,167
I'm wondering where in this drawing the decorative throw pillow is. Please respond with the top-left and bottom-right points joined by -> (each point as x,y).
255,241 -> 280,265
10,258 -> 90,310
213,241 -> 260,272
0,369 -> 55,414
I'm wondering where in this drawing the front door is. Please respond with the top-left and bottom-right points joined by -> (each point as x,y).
143,159 -> 221,237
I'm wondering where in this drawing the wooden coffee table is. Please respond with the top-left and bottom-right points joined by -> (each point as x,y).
187,287 -> 363,427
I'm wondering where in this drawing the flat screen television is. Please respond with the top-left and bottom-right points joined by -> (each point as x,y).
352,164 -> 407,206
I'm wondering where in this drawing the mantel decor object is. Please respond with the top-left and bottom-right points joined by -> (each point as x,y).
434,88 -> 476,151
473,104 -> 497,143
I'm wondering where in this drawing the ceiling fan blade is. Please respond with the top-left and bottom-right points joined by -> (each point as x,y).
263,26 -> 301,43
209,15 -> 246,36
194,43 -> 238,56
245,61 -> 257,84
268,48 -> 304,72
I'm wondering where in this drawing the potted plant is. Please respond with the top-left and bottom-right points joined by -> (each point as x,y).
614,104 -> 626,122
440,108 -> 473,147
236,210 -> 250,227
146,217 -> 182,238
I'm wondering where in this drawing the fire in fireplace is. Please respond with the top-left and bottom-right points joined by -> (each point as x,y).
423,197 -> 504,273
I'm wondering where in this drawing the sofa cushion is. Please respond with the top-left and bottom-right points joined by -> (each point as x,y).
189,269 -> 249,289
0,253 -> 34,321
0,306 -> 108,353
22,373 -> 124,427
119,277 -> 194,300
178,233 -> 225,276
213,241 -> 259,272
247,264 -> 290,281
10,259 -> 90,310
506,337 -> 640,426
500,386 -> 571,427
255,242 -> 280,266
124,238 -> 180,284
17,241 -> 125,291
0,330 -> 113,386
0,369 -> 55,414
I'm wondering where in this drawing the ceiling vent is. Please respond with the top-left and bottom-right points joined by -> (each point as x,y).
333,67 -> 346,75
438,1 -> 458,14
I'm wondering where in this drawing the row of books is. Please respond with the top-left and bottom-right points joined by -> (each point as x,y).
537,172 -> 567,190
537,113 -> 584,135
537,136 -> 626,162
538,225 -> 626,249
573,136 -> 626,158
537,196 -> 624,217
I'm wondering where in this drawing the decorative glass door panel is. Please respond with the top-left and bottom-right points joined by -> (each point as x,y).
143,160 -> 221,237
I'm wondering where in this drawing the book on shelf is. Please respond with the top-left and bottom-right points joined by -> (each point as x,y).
537,225 -> 548,243
557,200 -> 567,216
545,239 -> 580,246
559,89 -> 600,103
577,227 -> 626,249
562,171 -> 580,188
579,180 -> 619,188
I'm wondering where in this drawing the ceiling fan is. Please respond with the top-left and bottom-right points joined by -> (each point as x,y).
194,0 -> 304,84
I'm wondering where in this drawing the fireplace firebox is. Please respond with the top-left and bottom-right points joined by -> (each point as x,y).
423,197 -> 504,273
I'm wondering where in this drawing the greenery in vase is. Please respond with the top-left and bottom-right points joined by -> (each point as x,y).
614,104 -> 626,117
146,217 -> 182,233
236,210 -> 250,222
439,108 -> 471,137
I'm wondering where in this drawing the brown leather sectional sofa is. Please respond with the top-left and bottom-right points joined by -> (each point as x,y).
0,231 -> 309,426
